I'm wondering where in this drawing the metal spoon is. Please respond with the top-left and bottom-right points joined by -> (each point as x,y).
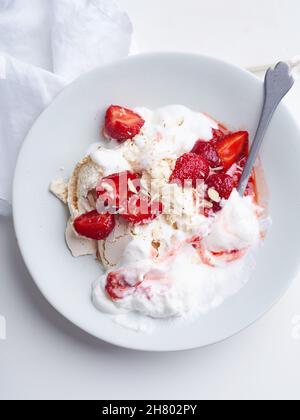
238,62 -> 295,196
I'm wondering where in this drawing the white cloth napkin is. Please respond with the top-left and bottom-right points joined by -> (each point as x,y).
0,0 -> 134,216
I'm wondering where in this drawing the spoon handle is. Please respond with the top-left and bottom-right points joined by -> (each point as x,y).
238,62 -> 294,196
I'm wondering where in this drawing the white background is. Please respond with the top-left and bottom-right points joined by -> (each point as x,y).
1,0 -> 300,400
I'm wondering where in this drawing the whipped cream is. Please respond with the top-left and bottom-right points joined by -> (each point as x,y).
90,147 -> 131,176
92,244 -> 253,320
204,190 -> 261,253
65,219 -> 97,257
92,189 -> 260,321
121,105 -> 218,175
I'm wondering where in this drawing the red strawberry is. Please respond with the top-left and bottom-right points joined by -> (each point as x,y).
104,105 -> 145,143
215,131 -> 249,170
120,194 -> 163,225
191,140 -> 221,168
206,173 -> 235,200
211,128 -> 226,144
170,153 -> 210,187
105,269 -> 141,301
96,171 -> 140,211
96,171 -> 162,224
73,210 -> 115,240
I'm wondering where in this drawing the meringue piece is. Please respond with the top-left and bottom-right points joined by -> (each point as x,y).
90,147 -> 131,176
149,158 -> 175,182
65,219 -> 97,257
98,218 -> 133,269
204,189 -> 260,253
98,216 -> 183,270
67,156 -> 102,218
162,183 -> 211,236
50,178 -> 68,204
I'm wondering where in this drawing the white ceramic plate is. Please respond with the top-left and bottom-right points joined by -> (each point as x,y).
13,53 -> 300,351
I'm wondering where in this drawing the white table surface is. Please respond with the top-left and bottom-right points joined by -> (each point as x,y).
1,0 -> 300,401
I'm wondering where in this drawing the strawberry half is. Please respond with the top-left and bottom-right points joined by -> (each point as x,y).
96,171 -> 141,211
211,128 -> 226,144
215,131 -> 249,170
120,194 -> 163,225
206,173 -> 235,200
205,173 -> 235,213
73,210 -> 115,240
191,140 -> 221,168
104,105 -> 145,143
96,171 -> 162,224
170,153 -> 210,187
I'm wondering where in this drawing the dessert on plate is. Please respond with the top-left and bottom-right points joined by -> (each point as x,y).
51,104 -> 268,332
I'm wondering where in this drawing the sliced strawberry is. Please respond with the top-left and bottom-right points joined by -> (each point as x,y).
105,269 -> 141,301
96,171 -> 162,224
104,105 -> 145,143
169,153 -> 210,187
206,173 -> 235,200
120,194 -> 163,225
215,131 -> 249,170
96,171 -> 140,211
191,140 -> 221,168
73,210 -> 115,240
211,128 -> 226,144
